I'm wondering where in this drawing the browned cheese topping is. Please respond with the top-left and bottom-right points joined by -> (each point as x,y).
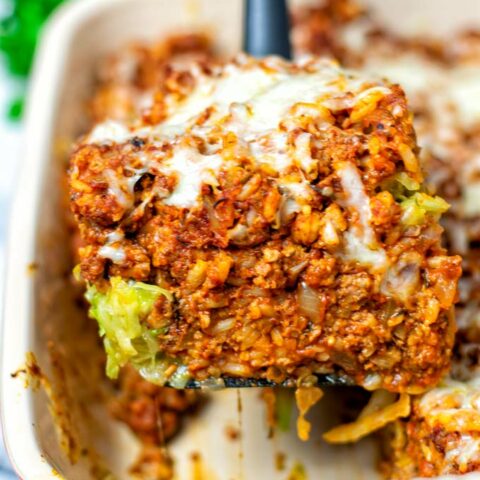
70,51 -> 460,393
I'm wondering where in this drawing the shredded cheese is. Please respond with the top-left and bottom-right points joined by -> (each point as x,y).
336,161 -> 387,268
161,147 -> 223,208
86,57 -> 393,210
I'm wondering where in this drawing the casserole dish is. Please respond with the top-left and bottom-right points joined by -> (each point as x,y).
2,0 -> 480,478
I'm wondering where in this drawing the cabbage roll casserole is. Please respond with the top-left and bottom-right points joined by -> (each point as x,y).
69,51 -> 461,394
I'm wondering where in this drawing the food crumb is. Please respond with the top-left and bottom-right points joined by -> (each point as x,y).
26,262 -> 38,276
287,461 -> 307,480
51,467 -> 62,477
225,424 -> 240,441
190,451 -> 217,480
275,452 -> 286,471
295,387 -> 323,441
130,445 -> 174,480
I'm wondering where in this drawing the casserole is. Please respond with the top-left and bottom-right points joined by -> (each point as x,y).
70,52 -> 460,393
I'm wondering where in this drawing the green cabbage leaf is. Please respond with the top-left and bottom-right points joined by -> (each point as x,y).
384,173 -> 450,226
85,277 -> 172,379
386,172 -> 420,201
400,192 -> 450,226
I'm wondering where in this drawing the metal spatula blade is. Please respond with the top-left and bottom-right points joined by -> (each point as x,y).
181,373 -> 355,389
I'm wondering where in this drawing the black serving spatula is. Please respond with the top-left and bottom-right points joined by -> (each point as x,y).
243,0 -> 292,59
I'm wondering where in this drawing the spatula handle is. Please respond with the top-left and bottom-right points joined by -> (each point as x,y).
243,0 -> 292,59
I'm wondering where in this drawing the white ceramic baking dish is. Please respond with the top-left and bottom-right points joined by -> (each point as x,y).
3,0 -> 480,478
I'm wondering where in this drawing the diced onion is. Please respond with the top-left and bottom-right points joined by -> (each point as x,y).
298,282 -> 326,323
168,365 -> 191,389
211,317 -> 236,334
137,360 -> 170,386
380,254 -> 421,303
223,362 -> 251,377
227,223 -> 249,243
198,377 -> 226,389
288,260 -> 309,284
280,197 -> 302,225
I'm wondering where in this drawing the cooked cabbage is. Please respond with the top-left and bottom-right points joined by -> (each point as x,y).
85,277 -> 172,379
400,192 -> 449,226
386,172 -> 420,200
287,462 -> 307,480
131,333 -> 191,387
393,172 -> 420,194
384,174 -> 448,225
276,389 -> 294,432
323,393 -> 410,444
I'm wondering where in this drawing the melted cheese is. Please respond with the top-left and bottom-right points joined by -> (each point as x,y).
88,58 -> 390,150
241,71 -> 341,131
106,230 -> 124,243
278,179 -> 313,199
87,57 -> 393,210
164,60 -> 377,134
161,146 -> 222,208
336,162 -> 387,268
164,65 -> 282,128
98,245 -> 126,263
99,229 -> 126,263
103,169 -> 132,208
294,132 -> 315,173
249,132 -> 292,171
88,120 -> 132,144
444,435 -> 480,473
418,379 -> 480,473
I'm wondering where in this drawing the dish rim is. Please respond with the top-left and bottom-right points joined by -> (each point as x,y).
0,1 -> 135,478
